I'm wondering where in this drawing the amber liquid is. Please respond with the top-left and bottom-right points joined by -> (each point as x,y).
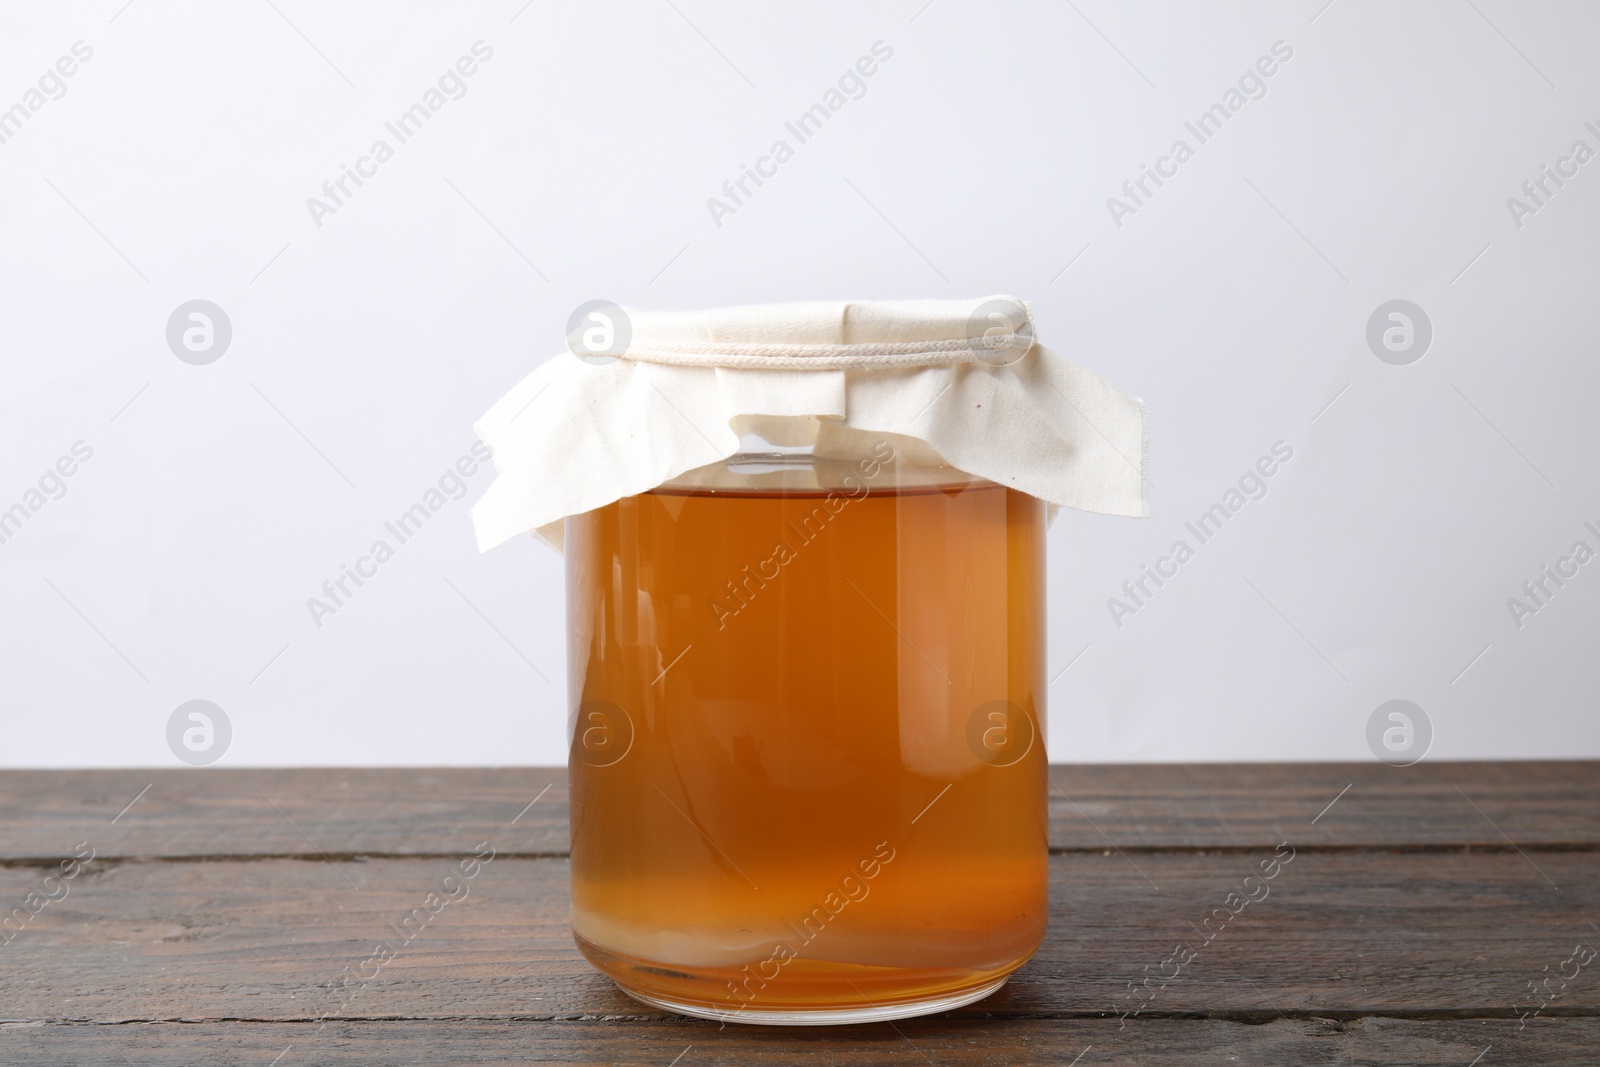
565,464 -> 1048,1018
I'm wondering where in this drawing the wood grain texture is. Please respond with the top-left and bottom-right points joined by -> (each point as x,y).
1,764 -> 1595,1065
1,851 -> 1594,1022
2,761 -> 1594,861
0,1017 -> 1587,1067
0,768 -> 569,862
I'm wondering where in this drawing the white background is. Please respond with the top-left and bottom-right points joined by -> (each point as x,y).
2,0 -> 1596,767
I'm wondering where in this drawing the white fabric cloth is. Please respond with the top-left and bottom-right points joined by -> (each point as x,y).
470,296 -> 1147,552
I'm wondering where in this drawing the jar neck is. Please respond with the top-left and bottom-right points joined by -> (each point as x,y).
658,426 -> 987,495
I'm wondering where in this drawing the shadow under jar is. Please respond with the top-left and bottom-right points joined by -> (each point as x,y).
564,437 -> 1048,1025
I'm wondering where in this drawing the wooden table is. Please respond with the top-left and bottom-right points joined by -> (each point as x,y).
2,763 -> 1595,1065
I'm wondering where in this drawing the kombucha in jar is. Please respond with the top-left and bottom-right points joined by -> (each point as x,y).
564,439 -> 1048,1024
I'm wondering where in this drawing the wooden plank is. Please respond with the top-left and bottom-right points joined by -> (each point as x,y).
2,762 -> 1595,861
0,1017 -> 1589,1066
2,850 -> 1595,1023
1046,760 -> 1600,851
0,768 -> 568,861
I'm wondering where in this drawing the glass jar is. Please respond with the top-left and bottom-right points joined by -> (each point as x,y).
563,428 -> 1048,1024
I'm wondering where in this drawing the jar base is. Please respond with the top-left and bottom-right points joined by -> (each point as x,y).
614,976 -> 1009,1027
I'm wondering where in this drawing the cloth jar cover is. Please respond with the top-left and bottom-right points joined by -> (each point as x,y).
470,296 -> 1147,552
